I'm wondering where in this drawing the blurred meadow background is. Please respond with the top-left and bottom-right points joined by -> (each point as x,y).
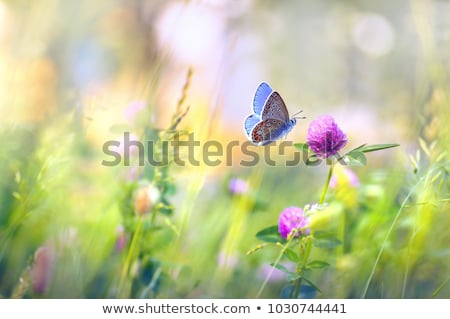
0,0 -> 449,298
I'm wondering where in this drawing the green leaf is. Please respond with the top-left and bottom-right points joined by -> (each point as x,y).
306,154 -> 321,166
293,143 -> 309,151
12,192 -> 21,200
343,150 -> 366,166
307,260 -> 330,269
313,237 -> 342,249
269,263 -> 291,274
302,277 -> 322,293
359,144 -> 400,153
348,144 -> 367,152
293,143 -> 320,166
158,205 -> 174,216
163,182 -> 177,196
287,273 -> 302,281
157,197 -> 174,215
284,248 -> 299,262
256,225 -> 278,236
256,225 -> 284,243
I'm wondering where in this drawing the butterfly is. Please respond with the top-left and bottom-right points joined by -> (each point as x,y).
244,82 -> 304,146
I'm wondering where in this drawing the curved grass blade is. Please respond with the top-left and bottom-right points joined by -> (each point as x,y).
360,144 -> 400,153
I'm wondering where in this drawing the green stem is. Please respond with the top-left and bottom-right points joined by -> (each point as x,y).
337,209 -> 346,256
256,238 -> 294,298
292,236 -> 312,298
118,219 -> 143,297
319,163 -> 334,205
360,174 -> 423,298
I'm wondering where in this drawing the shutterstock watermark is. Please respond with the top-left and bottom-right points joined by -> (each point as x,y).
102,132 -> 345,167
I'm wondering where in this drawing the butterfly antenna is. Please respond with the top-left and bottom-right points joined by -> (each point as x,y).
292,109 -> 306,119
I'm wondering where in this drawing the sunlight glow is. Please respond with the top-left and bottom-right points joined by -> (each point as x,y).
156,2 -> 225,65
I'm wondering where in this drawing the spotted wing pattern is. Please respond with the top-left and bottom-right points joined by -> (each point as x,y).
244,114 -> 261,136
261,92 -> 290,122
251,118 -> 286,145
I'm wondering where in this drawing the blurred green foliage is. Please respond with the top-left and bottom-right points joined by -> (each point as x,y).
0,0 -> 449,298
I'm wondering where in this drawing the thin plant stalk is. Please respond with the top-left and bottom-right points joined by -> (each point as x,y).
319,163 -> 334,205
291,236 -> 312,298
256,237 -> 294,298
118,219 -> 143,298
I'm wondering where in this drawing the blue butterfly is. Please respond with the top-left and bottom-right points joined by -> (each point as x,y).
244,82 -> 304,146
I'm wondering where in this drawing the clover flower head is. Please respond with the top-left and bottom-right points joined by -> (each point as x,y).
307,115 -> 347,159
278,206 -> 311,239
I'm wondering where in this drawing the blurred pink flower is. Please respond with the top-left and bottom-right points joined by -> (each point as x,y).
31,245 -> 55,294
124,165 -> 140,182
257,264 -> 292,282
217,251 -> 238,269
228,178 -> 249,195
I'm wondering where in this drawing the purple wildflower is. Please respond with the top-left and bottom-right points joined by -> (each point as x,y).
278,206 -> 310,239
228,178 -> 249,195
307,115 -> 347,159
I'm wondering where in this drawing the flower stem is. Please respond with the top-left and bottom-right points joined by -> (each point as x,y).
256,238 -> 294,298
319,163 -> 334,205
291,236 -> 312,298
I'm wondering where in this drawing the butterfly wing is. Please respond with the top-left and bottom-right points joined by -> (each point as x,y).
261,92 -> 290,122
244,114 -> 261,139
253,82 -> 273,115
250,118 -> 286,145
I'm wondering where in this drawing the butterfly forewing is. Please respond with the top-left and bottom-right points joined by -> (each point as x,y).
253,82 -> 273,115
261,92 -> 290,122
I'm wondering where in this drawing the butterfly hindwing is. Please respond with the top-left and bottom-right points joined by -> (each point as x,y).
244,114 -> 261,137
250,118 -> 286,145
253,82 -> 273,115
261,91 -> 290,122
